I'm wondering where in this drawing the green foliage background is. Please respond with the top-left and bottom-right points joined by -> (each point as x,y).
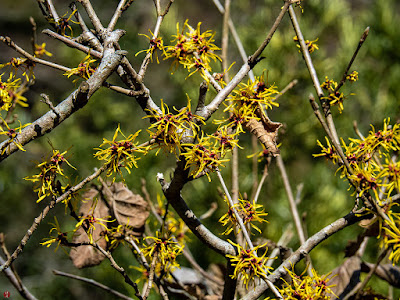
0,0 -> 399,298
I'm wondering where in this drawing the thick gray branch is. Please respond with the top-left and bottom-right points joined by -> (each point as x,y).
0,50 -> 126,162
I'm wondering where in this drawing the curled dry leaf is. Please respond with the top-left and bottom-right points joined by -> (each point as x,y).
326,256 -> 362,299
362,262 -> 400,288
70,189 -> 109,269
245,112 -> 282,156
110,182 -> 149,236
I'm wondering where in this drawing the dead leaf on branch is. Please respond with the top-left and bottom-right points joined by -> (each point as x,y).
245,112 -> 282,156
327,256 -> 362,299
70,189 -> 109,269
109,182 -> 149,236
362,262 -> 400,288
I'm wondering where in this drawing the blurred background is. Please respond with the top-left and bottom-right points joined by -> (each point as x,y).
0,0 -> 399,298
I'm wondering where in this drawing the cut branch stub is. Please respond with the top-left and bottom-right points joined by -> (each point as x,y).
245,114 -> 282,156
110,182 -> 149,236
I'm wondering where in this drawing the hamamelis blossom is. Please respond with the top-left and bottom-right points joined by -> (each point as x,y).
225,73 -> 280,119
145,98 -> 203,155
219,196 -> 269,235
136,30 -> 166,64
0,118 -> 30,154
164,20 -> 221,80
182,133 -> 229,181
0,73 -> 28,111
64,52 -> 97,80
293,35 -> 319,53
0,58 -> 35,80
94,125 -> 147,181
24,150 -> 75,202
279,268 -> 335,300
313,136 -> 339,164
142,231 -> 184,275
381,208 -> 400,264
226,240 -> 272,289
41,217 -> 70,251
34,43 -> 52,58
75,213 -> 113,244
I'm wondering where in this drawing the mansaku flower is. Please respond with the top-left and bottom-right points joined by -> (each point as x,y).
226,240 -> 272,289
0,58 -> 35,80
41,217 -> 70,251
142,231 -> 184,275
225,73 -> 280,119
313,136 -> 339,164
380,208 -> 400,264
135,30 -> 166,64
0,118 -> 30,154
219,196 -> 269,235
94,125 -> 147,181
24,149 -> 75,202
75,213 -> 112,244
293,35 -> 319,53
64,52 -> 97,81
164,20 -> 221,80
34,43 -> 53,58
0,72 -> 28,111
182,133 -> 229,181
346,70 -> 359,82
279,267 -> 335,300
145,98 -> 202,155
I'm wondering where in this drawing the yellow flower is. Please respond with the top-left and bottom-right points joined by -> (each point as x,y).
94,125 -> 147,181
279,267 -> 335,300
219,196 -> 269,235
75,213 -> 112,244
226,240 -> 272,290
0,118 -> 30,154
313,136 -> 339,164
142,231 -> 184,276
41,217 -> 70,251
293,36 -> 319,53
34,43 -> 53,58
24,150 -> 75,202
64,52 -> 97,81
164,20 -> 221,80
0,73 -> 28,111
182,133 -> 229,181
135,30 -> 166,64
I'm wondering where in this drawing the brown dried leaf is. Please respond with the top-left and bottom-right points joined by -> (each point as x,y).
245,114 -> 282,156
327,256 -> 362,299
70,189 -> 109,268
110,182 -> 149,236
363,262 -> 400,288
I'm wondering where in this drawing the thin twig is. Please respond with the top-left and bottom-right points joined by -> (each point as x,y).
242,210 -> 371,300
200,1 -> 290,120
334,27 -> 369,93
108,0 -> 130,31
276,155 -> 313,275
216,171 -> 283,299
0,165 -> 107,272
76,0 -> 104,33
0,255 -> 38,300
53,269 -> 134,300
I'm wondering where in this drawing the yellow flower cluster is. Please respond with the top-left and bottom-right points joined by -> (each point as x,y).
293,36 -> 319,54
141,231 -> 184,276
315,119 -> 400,264
164,20 -> 221,80
24,149 -> 75,202
64,52 -> 97,81
219,196 -> 269,235
222,74 -> 280,133
226,240 -> 272,289
94,125 -> 148,181
279,268 -> 334,300
0,73 -> 28,111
